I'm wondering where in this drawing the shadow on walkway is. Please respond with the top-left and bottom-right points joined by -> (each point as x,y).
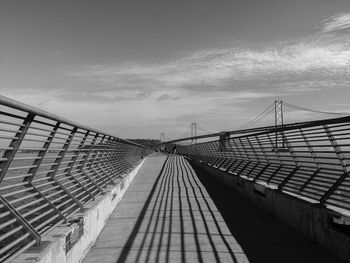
84,154 -> 343,263
115,155 -> 246,263
188,159 -> 344,263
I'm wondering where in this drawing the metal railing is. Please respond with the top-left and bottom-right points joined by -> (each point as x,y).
0,95 -> 152,262
176,116 -> 350,215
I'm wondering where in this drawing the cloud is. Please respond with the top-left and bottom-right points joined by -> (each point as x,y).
320,13 -> 350,33
67,37 -> 350,96
6,12 -> 349,138
65,12 -> 350,105
156,94 -> 180,101
62,21 -> 350,137
57,89 -> 152,102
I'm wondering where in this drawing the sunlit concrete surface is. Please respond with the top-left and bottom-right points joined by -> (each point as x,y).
82,154 -> 342,263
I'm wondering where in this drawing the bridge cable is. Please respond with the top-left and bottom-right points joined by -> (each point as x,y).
283,102 -> 350,117
235,102 -> 275,130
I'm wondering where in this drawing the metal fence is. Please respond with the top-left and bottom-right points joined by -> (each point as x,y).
177,116 -> 350,215
0,96 -> 152,262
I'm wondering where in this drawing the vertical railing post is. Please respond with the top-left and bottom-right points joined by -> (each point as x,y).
247,137 -> 259,161
78,133 -> 104,194
25,121 -> 60,183
24,121 -> 68,222
0,196 -> 41,245
298,128 -> 321,193
323,125 -> 348,173
278,131 -> 299,191
299,128 -> 320,169
88,135 -> 109,188
320,125 -> 349,204
100,138 -> 116,171
255,135 -> 268,162
266,133 -> 284,184
0,113 -> 34,183
238,138 -> 250,161
47,127 -> 83,209
64,130 -> 96,201
226,139 -> 239,159
268,133 -> 282,163
231,139 -> 243,160
94,136 -> 115,184
106,138 -> 123,175
202,143 -> 212,163
252,134 -> 271,182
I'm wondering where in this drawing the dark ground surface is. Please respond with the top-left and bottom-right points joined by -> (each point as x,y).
188,160 -> 345,263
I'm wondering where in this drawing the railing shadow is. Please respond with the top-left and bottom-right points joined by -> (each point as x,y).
116,155 -> 245,262
188,159 -> 343,263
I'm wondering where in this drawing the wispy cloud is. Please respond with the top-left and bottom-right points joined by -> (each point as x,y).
57,89 -> 152,102
67,35 -> 350,97
156,94 -> 180,101
320,13 -> 350,33
6,13 -> 350,138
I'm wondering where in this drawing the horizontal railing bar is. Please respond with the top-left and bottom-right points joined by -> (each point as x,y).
0,95 -> 146,148
0,119 -> 25,127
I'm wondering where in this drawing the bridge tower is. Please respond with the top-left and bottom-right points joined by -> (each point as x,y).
160,132 -> 165,151
191,122 -> 197,145
274,100 -> 285,148
274,100 -> 284,127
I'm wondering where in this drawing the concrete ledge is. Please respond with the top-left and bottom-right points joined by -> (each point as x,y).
12,159 -> 146,263
188,158 -> 350,263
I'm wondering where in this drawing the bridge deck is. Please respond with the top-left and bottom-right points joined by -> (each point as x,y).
83,153 -> 340,263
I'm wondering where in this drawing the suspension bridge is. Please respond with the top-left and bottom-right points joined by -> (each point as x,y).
0,95 -> 349,263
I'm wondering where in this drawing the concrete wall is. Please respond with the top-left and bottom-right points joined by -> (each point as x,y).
189,159 -> 350,263
12,159 -> 145,263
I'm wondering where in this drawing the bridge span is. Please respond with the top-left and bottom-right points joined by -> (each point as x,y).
0,95 -> 349,263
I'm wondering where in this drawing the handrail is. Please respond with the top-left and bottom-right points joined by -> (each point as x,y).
0,95 -> 153,262
0,95 -> 145,149
177,115 -> 350,216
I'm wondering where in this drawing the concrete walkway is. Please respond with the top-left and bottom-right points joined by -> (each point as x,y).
83,154 -> 341,263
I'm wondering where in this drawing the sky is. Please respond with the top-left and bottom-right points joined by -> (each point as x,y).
1,0 -> 350,139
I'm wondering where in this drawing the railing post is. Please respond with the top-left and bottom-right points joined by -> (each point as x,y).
267,133 -> 283,163
255,135 -> 269,162
88,135 -> 109,188
0,195 -> 41,245
320,125 -> 349,204
278,132 -> 299,191
247,137 -> 259,161
94,136 -> 115,184
104,138 -> 123,175
299,128 -> 320,168
238,138 -> 250,161
64,130 -> 96,201
110,138 -> 125,174
79,133 -> 104,194
47,127 -> 83,209
0,113 -> 34,183
298,128 -> 321,194
253,163 -> 270,183
253,132 -> 271,183
21,121 -> 68,222
323,125 -> 348,173
231,139 -> 244,159
225,139 -> 237,159
25,121 -> 60,183
266,165 -> 283,184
